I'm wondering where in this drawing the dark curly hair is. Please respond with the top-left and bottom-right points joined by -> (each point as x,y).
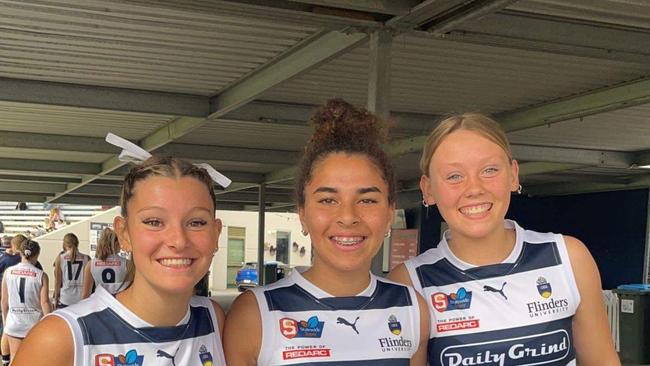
295,99 -> 396,207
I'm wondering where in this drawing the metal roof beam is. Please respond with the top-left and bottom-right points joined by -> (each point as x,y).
387,0 -> 518,32
0,131 -> 113,154
511,145 -> 633,168
286,0 -> 420,15
156,143 -> 300,166
0,181 -> 67,195
208,30 -> 368,119
0,158 -> 99,177
0,77 -> 208,117
47,116 -> 206,203
517,162 -> 585,177
376,78 -> 650,159
438,11 -> 650,64
525,175 -> 650,197
499,79 -> 650,132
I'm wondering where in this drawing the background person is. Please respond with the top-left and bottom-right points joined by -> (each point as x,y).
389,113 -> 619,366
53,234 -> 90,308
81,228 -> 129,299
225,99 -> 429,366
1,240 -> 50,363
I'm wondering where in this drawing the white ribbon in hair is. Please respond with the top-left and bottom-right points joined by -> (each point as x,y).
105,133 -> 232,188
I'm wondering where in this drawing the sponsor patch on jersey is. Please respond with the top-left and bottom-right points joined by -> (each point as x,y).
95,354 -> 115,366
387,314 -> 401,335
10,269 -> 36,277
537,276 -> 552,298
198,344 -> 213,366
96,260 -> 122,267
439,330 -> 570,366
436,319 -> 480,333
432,287 -> 472,312
378,336 -> 413,353
282,348 -> 331,360
95,349 -> 144,366
280,316 -> 325,339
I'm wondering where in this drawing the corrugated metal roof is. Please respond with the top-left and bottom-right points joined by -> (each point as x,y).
0,101 -> 171,139
510,0 -> 650,29
176,119 -> 312,151
0,0 -> 317,95
262,33 -> 650,114
508,104 -> 650,152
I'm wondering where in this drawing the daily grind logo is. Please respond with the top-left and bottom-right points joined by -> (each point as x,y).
440,330 -> 570,366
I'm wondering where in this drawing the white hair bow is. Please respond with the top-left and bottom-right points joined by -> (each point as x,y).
105,133 -> 232,188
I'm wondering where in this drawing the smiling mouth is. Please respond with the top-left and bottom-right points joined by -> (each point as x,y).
158,258 -> 193,268
330,236 -> 365,247
459,203 -> 492,216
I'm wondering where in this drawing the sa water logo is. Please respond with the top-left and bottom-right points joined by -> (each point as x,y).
94,349 -> 143,366
432,287 -> 472,312
387,314 -> 401,335
537,277 -> 552,298
280,316 -> 325,339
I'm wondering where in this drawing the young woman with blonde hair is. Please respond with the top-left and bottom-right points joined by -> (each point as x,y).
389,113 -> 619,365
81,228 -> 129,299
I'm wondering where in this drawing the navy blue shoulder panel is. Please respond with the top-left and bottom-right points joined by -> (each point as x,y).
79,305 -> 215,345
417,241 -> 562,287
265,281 -> 412,312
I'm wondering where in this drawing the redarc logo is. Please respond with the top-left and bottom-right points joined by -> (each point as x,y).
440,330 -> 570,366
282,348 -> 331,360
436,319 -> 480,333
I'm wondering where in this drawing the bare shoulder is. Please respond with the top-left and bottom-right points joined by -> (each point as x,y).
209,299 -> 226,334
224,291 -> 262,366
226,290 -> 260,325
562,235 -> 599,278
387,263 -> 414,287
13,315 -> 73,365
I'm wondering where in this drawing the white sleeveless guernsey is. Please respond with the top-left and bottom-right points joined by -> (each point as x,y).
90,254 -> 129,294
52,286 -> 226,366
251,270 -> 420,366
59,251 -> 90,306
4,262 -> 44,338
404,220 -> 580,366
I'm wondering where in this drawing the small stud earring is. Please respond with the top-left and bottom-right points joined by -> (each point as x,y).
301,229 -> 308,236
384,229 -> 392,238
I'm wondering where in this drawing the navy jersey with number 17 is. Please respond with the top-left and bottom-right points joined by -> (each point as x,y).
59,252 -> 90,306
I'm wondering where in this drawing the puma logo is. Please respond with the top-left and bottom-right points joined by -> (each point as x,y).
336,316 -> 360,334
484,282 -> 508,300
156,347 -> 179,366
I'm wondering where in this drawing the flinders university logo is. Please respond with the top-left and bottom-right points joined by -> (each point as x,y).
198,344 -> 214,366
388,314 -> 401,335
537,277 -> 552,298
